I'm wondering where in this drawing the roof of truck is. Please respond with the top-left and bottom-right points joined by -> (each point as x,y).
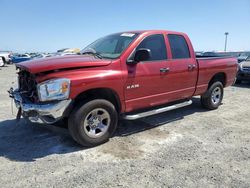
120,30 -> 186,35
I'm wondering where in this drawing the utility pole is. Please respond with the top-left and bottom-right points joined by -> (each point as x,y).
224,32 -> 229,52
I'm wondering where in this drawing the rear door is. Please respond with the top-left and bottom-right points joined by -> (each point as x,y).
166,34 -> 198,100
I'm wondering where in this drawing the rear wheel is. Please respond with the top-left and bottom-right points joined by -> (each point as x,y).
201,81 -> 224,110
68,99 -> 118,147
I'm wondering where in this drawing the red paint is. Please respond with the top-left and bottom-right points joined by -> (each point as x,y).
16,30 -> 238,113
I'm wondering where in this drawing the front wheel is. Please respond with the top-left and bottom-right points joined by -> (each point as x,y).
68,99 -> 118,147
201,81 -> 224,110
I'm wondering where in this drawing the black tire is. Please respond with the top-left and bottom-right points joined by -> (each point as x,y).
235,79 -> 242,84
68,99 -> 118,147
201,81 -> 224,110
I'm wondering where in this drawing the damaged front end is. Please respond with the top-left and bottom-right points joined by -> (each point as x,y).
9,69 -> 72,124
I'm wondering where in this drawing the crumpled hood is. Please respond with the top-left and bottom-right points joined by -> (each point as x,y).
16,55 -> 112,74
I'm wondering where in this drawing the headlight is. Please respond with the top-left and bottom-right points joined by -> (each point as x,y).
37,78 -> 70,101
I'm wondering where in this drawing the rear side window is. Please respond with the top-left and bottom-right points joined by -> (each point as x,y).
137,34 -> 167,61
168,34 -> 190,59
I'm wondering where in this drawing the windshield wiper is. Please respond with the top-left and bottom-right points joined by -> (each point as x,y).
81,51 -> 103,59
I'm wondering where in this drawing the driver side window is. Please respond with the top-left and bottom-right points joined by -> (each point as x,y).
137,34 -> 167,61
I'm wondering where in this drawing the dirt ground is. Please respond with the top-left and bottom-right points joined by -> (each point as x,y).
0,65 -> 249,188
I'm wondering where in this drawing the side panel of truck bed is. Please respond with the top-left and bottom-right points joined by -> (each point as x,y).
194,57 -> 237,96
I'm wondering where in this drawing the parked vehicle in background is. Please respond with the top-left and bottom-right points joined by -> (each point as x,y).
0,57 -> 5,67
200,52 -> 221,57
216,51 -> 240,58
57,48 -> 69,53
195,51 -> 203,56
32,53 -> 52,59
60,52 -> 78,56
64,48 -> 80,54
57,48 -> 80,54
56,48 -> 81,56
9,30 -> 238,147
238,52 -> 250,63
12,54 -> 32,63
236,56 -> 250,84
0,51 -> 12,64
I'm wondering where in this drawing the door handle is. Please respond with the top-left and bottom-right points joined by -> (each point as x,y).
188,64 -> 196,71
160,67 -> 170,73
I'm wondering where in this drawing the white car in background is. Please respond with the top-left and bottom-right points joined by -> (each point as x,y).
0,57 -> 4,67
0,51 -> 12,64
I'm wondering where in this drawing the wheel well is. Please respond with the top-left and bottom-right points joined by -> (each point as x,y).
208,73 -> 226,88
73,88 -> 121,112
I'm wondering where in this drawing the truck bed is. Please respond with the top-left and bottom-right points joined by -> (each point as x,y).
194,56 -> 238,96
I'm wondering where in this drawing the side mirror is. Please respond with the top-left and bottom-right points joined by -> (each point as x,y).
127,48 -> 151,65
134,48 -> 151,62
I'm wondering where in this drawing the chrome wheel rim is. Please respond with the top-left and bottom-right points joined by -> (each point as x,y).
211,87 -> 221,105
83,108 -> 111,138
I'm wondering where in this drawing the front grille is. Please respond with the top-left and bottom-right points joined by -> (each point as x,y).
242,67 -> 250,72
18,70 -> 38,102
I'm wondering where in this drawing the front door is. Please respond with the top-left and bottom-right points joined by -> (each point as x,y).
124,34 -> 171,112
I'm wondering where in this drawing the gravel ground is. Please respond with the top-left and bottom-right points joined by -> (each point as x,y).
0,65 -> 249,188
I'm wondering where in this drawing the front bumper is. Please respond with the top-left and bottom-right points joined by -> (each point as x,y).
9,88 -> 72,124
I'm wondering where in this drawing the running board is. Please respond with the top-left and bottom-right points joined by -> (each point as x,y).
123,100 -> 192,120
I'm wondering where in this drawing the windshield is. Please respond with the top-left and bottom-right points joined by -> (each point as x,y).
81,33 -> 139,59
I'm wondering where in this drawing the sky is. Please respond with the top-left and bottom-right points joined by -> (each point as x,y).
0,0 -> 250,53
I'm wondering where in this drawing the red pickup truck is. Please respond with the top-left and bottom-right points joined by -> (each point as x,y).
9,30 -> 237,147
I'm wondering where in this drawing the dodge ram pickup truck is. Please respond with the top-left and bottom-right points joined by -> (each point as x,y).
9,30 -> 238,147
